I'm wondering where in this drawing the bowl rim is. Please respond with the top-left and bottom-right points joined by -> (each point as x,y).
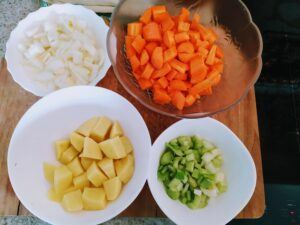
5,3 -> 111,97
107,0 -> 263,118
147,117 -> 257,225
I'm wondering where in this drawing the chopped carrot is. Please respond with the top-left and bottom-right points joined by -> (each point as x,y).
196,47 -> 209,58
189,31 -> 200,43
216,46 -> 224,58
174,72 -> 187,80
163,30 -> 175,48
190,56 -> 204,75
152,63 -> 171,79
166,69 -> 178,81
196,24 -> 209,40
143,22 -> 162,41
206,28 -> 217,44
127,22 -> 143,36
174,32 -> 190,43
211,73 -> 221,86
157,77 -> 169,89
178,8 -> 190,22
190,13 -> 200,30
131,35 -> 146,54
152,5 -> 167,18
177,41 -> 195,54
140,8 -> 152,24
153,12 -> 170,23
151,47 -> 163,69
213,61 -> 224,73
161,16 -> 175,32
141,63 -> 154,79
140,49 -> 149,66
163,46 -> 177,62
170,59 -> 188,74
178,21 -> 190,32
189,70 -> 219,95
185,94 -> 196,107
125,35 -> 136,57
198,86 -> 213,95
153,88 -> 171,105
190,65 -> 207,84
171,91 -> 185,110
170,80 -> 188,91
145,42 -> 158,55
206,44 -> 217,65
178,53 -> 195,63
138,78 -> 152,90
129,55 -> 140,71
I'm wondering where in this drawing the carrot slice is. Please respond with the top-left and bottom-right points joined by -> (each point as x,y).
190,13 -> 200,30
178,53 -> 195,63
211,73 -> 221,86
198,86 -> 213,95
151,47 -> 163,69
171,91 -> 185,110
196,47 -> 209,58
157,77 -> 169,89
131,35 -> 146,54
170,59 -> 188,74
190,56 -> 204,75
177,41 -> 195,53
213,61 -> 224,73
161,16 -> 175,32
190,66 -> 207,84
174,72 -> 188,80
145,42 -> 158,55
163,30 -> 175,48
178,21 -> 190,32
185,94 -> 196,107
170,80 -> 188,91
140,8 -> 152,24
127,22 -> 143,36
216,46 -> 224,58
129,55 -> 140,71
163,46 -> 177,62
143,22 -> 162,41
152,5 -> 167,18
153,12 -> 170,23
189,31 -> 200,43
152,63 -> 171,79
138,78 -> 152,90
196,24 -> 209,40
189,70 -> 219,95
174,32 -> 190,43
141,63 -> 154,79
125,35 -> 136,57
206,28 -> 217,44
206,44 -> 217,65
153,88 -> 171,105
140,49 -> 149,66
178,7 -> 190,22
166,69 -> 178,81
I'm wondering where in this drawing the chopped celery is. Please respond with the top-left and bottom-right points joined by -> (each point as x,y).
212,156 -> 223,168
186,153 -> 195,161
182,183 -> 190,194
186,161 -> 195,172
187,195 -> 208,209
199,178 -> 214,189
191,135 -> 203,149
173,157 -> 181,169
175,170 -> 186,181
166,188 -> 180,200
168,178 -> 183,192
217,182 -> 228,193
160,151 -> 173,165
188,176 -> 197,188
166,143 -> 184,156
177,136 -> 193,148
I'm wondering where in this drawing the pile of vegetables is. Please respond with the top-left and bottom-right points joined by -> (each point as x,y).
157,135 -> 227,209
125,6 -> 224,110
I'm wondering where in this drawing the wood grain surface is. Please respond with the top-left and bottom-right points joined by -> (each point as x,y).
0,60 -> 265,219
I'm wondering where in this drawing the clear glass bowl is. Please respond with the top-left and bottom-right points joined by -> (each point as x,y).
107,0 -> 262,118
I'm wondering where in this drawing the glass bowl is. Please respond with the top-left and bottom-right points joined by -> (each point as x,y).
107,0 -> 262,118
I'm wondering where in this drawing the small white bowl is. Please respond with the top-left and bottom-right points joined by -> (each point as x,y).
7,86 -> 151,225
148,118 -> 256,225
5,4 -> 111,97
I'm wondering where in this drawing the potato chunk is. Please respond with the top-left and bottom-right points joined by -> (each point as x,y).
76,117 -> 99,137
82,188 -> 107,210
98,137 -> 127,159
90,117 -> 112,142
73,173 -> 90,189
62,189 -> 83,212
80,157 -> 94,170
120,136 -> 134,154
55,140 -> 70,160
109,121 -> 123,138
98,158 -> 116,178
67,157 -> 84,177
54,166 -> 73,194
86,162 -> 108,187
70,132 -> 84,152
60,146 -> 79,164
48,187 -> 63,202
43,163 -> 56,184
115,154 -> 134,184
103,177 -> 122,201
80,137 -> 102,160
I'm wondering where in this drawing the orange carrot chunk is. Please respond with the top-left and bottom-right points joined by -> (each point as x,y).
125,35 -> 136,57
145,42 -> 158,55
174,32 -> 190,43
143,22 -> 162,41
127,22 -> 143,36
140,49 -> 150,66
163,46 -> 177,62
129,55 -> 140,71
152,5 -> 167,18
152,63 -> 171,79
153,12 -> 170,23
166,69 -> 178,81
140,8 -> 152,24
138,78 -> 152,90
170,59 -> 188,74
151,47 -> 164,69
131,35 -> 146,54
178,53 -> 195,63
178,7 -> 190,22
178,20 -> 190,32
141,63 -> 154,79
211,73 -> 221,86
216,46 -> 224,58
198,86 -> 213,95
171,91 -> 185,110
177,41 -> 195,54
185,94 -> 196,107
170,80 -> 188,91
190,13 -> 200,30
153,88 -> 171,105
157,77 -> 169,89
161,16 -> 175,32
163,30 -> 175,48
174,72 -> 188,81
206,44 -> 217,65
213,61 -> 224,73
189,70 -> 219,95
189,31 -> 200,43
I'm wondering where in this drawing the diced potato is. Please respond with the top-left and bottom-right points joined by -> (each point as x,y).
109,121 -> 123,138
62,189 -> 83,212
82,187 -> 107,210
98,137 -> 127,159
98,158 -> 116,178
70,132 -> 84,152
55,140 -> 70,160
103,177 -> 122,201
67,157 -> 84,177
86,162 -> 108,187
64,185 -> 79,194
90,117 -> 112,142
80,137 -> 102,160
76,117 -> 99,137
115,154 -> 134,184
60,146 -> 79,164
73,173 -> 90,189
54,166 -> 73,194
48,187 -> 63,202
43,163 -> 56,184
80,157 -> 95,170
120,136 -> 134,154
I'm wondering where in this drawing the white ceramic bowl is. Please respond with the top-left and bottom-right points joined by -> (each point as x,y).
7,86 -> 151,225
5,4 -> 111,97
148,118 -> 256,225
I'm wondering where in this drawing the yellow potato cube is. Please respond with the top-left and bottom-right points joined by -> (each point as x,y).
48,187 -> 63,202
103,177 -> 122,201
76,117 -> 99,137
70,132 -> 84,152
60,146 -> 78,165
90,117 -> 112,142
54,166 -> 73,194
43,162 -> 56,184
64,185 -> 79,194
67,157 -> 84,177
98,158 -> 116,178
73,173 -> 90,189
109,121 -> 123,138
62,190 -> 83,212
120,136 -> 134,154
80,157 -> 95,170
115,154 -> 134,184
98,137 -> 127,159
55,140 -> 70,160
82,187 -> 107,210
80,137 -> 102,160
86,162 -> 108,187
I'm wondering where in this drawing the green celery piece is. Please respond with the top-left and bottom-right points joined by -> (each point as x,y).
191,135 -> 203,150
217,182 -> 228,193
186,153 -> 195,161
166,143 -> 184,156
180,157 -> 186,165
167,165 -> 176,173
160,151 -> 174,165
188,176 -> 197,188
182,183 -> 190,194
179,196 -> 187,204
193,150 -> 201,162
169,138 -> 179,146
192,169 -> 200,179
185,150 -> 194,155
212,156 -> 223,168
173,157 -> 181,169
175,170 -> 186,181
178,164 -> 184,170
177,136 -> 193,148
186,190 -> 193,202
200,178 -> 214,189
166,188 -> 180,200
157,171 -> 169,182
186,161 -> 195,173
168,178 -> 183,192
197,175 -> 204,185
187,195 -> 208,209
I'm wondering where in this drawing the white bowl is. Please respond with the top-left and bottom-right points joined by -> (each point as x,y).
5,4 -> 111,97
148,118 -> 256,225
7,86 -> 151,225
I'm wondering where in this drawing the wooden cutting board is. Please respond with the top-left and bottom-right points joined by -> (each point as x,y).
0,59 -> 265,219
